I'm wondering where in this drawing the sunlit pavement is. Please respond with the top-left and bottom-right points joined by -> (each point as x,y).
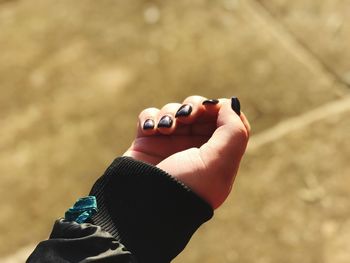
1,0 -> 349,262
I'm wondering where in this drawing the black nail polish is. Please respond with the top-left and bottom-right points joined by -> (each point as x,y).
157,115 -> 173,128
202,99 -> 219,105
231,97 -> 241,116
143,119 -> 155,130
175,104 -> 192,118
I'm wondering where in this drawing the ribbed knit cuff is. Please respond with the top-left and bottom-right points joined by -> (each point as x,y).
89,157 -> 213,263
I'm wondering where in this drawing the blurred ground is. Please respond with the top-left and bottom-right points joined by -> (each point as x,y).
0,0 -> 349,262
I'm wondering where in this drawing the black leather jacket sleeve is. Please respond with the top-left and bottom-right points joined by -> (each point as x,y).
27,157 -> 213,263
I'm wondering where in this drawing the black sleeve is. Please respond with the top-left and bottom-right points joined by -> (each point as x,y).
27,157 -> 213,263
27,219 -> 137,263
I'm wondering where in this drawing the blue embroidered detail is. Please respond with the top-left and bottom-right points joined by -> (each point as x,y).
65,196 -> 98,223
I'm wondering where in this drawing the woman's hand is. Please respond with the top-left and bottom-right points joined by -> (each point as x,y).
124,95 -> 250,209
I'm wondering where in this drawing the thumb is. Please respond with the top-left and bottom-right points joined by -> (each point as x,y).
200,97 -> 249,178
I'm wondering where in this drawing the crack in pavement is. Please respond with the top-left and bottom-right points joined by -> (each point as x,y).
244,0 -> 350,91
248,95 -> 350,151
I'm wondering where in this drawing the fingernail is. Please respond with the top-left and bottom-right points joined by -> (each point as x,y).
175,104 -> 192,118
143,119 -> 155,130
202,99 -> 219,105
157,115 -> 173,128
231,97 -> 241,116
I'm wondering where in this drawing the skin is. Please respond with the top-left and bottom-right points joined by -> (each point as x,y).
124,95 -> 250,209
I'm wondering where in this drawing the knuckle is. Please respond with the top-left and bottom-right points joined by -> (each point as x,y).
160,103 -> 181,114
139,107 -> 158,119
183,95 -> 204,103
235,123 -> 249,143
162,102 -> 179,108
